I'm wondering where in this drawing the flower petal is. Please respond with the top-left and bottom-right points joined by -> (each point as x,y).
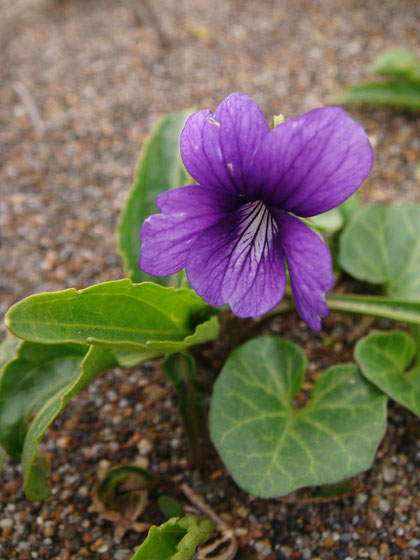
139,185 -> 240,276
180,92 -> 269,195
273,210 -> 334,330
186,201 -> 286,317
251,107 -> 373,217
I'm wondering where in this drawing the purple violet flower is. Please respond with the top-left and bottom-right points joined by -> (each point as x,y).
139,93 -> 373,330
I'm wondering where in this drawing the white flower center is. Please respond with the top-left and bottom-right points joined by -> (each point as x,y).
234,200 -> 278,264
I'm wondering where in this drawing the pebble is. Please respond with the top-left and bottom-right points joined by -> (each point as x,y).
356,493 -> 368,504
114,551 -> 131,560
383,466 -> 396,483
378,499 -> 391,513
137,438 -> 153,455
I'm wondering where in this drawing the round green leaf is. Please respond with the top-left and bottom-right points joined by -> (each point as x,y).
339,204 -> 420,299
355,330 -> 420,416
210,337 -> 387,498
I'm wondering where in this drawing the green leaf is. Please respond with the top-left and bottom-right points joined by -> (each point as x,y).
339,204 -> 420,299
210,336 -> 387,498
21,345 -> 116,500
303,207 -> 343,233
369,48 -> 420,82
338,191 -> 361,226
26,454 -> 51,502
117,110 -> 192,284
355,330 -> 420,416
163,353 -> 206,462
114,350 -> 161,368
0,341 -> 116,499
130,515 -> 214,560
99,465 -> 156,496
5,279 -> 219,353
330,81 -> 420,110
0,445 -> 6,475
0,335 -> 19,371
157,495 -> 184,519
326,293 -> 420,325
0,342 -> 88,459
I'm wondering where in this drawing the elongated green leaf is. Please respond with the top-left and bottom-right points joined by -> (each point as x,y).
0,342 -> 88,459
26,454 -> 50,501
210,337 -> 387,498
0,445 -> 6,475
355,330 -> 420,416
117,111 -> 192,284
0,341 -> 116,499
114,350 -> 161,368
0,335 -> 19,371
369,48 -> 420,82
21,345 -> 117,500
330,81 -> 420,110
326,293 -> 420,325
131,515 -> 214,560
339,204 -> 420,299
5,279 -> 218,353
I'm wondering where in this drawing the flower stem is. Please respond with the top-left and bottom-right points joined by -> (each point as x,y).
326,293 -> 420,325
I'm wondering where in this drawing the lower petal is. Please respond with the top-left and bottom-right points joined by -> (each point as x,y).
274,211 -> 334,330
139,185 -> 239,276
186,201 -> 286,317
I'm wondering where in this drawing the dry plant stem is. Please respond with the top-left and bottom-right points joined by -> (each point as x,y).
348,316 -> 376,341
13,82 -> 45,138
197,532 -> 239,560
180,483 -> 226,527
121,0 -> 172,47
181,483 -> 247,560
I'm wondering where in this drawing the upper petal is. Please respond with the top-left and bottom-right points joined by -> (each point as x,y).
273,210 -> 334,330
185,201 -> 286,317
251,107 -> 373,216
180,93 -> 269,195
139,185 -> 240,276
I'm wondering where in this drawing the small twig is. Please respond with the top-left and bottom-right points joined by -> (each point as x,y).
181,483 -> 247,560
348,315 -> 375,341
180,483 -> 226,527
197,531 -> 239,560
13,82 -> 45,138
121,0 -> 172,48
